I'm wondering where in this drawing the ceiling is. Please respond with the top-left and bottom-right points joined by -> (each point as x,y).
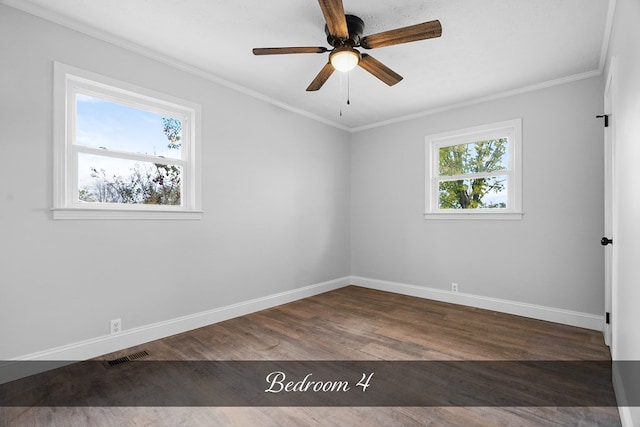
5,0 -> 613,130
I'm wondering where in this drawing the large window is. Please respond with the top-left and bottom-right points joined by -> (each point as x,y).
53,62 -> 201,219
425,119 -> 522,220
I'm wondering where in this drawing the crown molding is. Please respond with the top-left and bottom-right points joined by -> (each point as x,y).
0,0 -> 350,132
350,69 -> 603,132
1,0 -> 616,134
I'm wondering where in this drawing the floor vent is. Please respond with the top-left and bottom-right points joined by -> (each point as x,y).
105,350 -> 150,368
127,350 -> 150,361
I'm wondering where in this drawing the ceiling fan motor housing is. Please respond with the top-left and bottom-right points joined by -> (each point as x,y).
326,14 -> 365,47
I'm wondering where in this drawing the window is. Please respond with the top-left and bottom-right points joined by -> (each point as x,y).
53,62 -> 202,219
425,119 -> 522,220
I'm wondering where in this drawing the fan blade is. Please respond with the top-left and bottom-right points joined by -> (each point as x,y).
360,20 -> 442,49
306,62 -> 335,91
253,47 -> 328,55
358,54 -> 403,86
318,0 -> 349,39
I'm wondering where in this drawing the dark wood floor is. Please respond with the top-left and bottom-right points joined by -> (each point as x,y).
1,286 -> 620,426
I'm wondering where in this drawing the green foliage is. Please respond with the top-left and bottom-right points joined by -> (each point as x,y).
438,139 -> 508,209
79,118 -> 182,205
80,164 -> 180,205
162,118 -> 182,149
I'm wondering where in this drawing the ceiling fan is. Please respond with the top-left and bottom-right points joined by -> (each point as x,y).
252,0 -> 442,91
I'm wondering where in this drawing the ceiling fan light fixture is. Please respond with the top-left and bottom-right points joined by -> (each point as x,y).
330,47 -> 360,72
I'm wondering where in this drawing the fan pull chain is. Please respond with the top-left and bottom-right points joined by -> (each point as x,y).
338,72 -> 353,117
339,72 -> 352,117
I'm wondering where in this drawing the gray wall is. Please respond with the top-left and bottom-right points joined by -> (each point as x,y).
0,5 -> 351,359
351,77 -> 605,314
0,3 -> 615,368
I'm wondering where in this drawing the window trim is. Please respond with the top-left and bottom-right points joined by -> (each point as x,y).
424,119 -> 523,220
52,62 -> 202,220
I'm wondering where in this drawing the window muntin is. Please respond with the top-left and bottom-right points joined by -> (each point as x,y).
53,62 -> 202,219
426,119 -> 522,220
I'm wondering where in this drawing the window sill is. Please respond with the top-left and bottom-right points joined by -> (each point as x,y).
52,208 -> 203,220
424,212 -> 523,220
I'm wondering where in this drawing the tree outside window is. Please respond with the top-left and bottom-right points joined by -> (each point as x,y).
79,118 -> 183,205
425,119 -> 522,220
53,62 -> 201,219
437,138 -> 508,210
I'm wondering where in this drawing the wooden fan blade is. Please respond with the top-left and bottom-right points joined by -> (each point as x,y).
318,0 -> 349,39
360,20 -> 442,49
306,62 -> 335,91
253,47 -> 328,55
358,54 -> 403,86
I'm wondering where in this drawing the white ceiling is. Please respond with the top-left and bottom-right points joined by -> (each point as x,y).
5,0 -> 613,130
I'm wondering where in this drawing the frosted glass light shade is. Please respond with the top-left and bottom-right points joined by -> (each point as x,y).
330,48 -> 360,72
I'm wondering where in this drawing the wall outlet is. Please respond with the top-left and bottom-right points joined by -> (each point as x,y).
451,283 -> 459,293
110,318 -> 121,334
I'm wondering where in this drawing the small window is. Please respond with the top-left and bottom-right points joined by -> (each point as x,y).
53,62 -> 202,219
425,119 -> 522,220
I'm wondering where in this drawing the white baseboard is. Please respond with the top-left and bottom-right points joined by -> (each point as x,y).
0,276 -> 350,383
350,276 -> 604,331
2,275 -> 605,384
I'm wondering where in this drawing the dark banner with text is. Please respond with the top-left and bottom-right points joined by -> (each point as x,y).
1,360 -> 637,407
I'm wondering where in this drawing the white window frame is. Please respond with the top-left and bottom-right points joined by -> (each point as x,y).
425,119 -> 523,220
52,62 -> 202,220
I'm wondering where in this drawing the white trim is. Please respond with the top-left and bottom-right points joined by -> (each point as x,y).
53,62 -> 203,219
51,208 -> 204,220
599,0 -> 618,74
1,275 -> 607,384
603,58 -> 616,348
424,212 -> 523,221
351,70 -> 601,132
9,276 -> 351,361
0,277 -> 350,383
350,276 -> 603,331
613,363 -> 637,427
425,118 -> 523,219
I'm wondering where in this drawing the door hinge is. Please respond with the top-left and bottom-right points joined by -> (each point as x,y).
596,114 -> 609,127
606,312 -> 610,325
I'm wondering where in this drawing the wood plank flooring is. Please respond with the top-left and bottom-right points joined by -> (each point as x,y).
1,286 -> 621,426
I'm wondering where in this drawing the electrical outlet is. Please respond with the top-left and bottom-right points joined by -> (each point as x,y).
110,318 -> 121,334
451,283 -> 459,293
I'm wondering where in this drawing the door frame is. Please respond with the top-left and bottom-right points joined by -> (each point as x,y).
603,61 -> 616,349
